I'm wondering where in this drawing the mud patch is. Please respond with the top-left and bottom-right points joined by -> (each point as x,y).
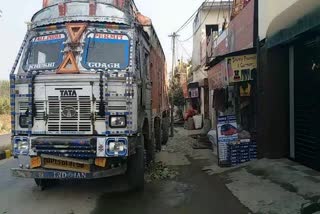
145,161 -> 179,183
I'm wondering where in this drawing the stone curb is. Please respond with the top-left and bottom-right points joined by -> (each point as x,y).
0,149 -> 12,160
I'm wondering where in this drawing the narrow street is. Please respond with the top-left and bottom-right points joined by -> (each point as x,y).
0,127 -> 249,214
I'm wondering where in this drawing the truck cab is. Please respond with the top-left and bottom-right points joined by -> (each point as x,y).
10,0 -> 168,190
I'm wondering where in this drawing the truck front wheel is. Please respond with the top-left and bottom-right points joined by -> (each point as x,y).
34,179 -> 57,190
127,136 -> 145,191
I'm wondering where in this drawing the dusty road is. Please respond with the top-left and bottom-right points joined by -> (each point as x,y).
0,134 -> 10,147
0,128 -> 249,214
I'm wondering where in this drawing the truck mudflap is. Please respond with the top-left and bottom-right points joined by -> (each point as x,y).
11,166 -> 127,180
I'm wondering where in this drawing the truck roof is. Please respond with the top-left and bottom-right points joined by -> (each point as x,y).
32,1 -> 134,27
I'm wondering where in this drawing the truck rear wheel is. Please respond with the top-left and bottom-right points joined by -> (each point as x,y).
127,136 -> 145,191
162,117 -> 169,145
155,119 -> 162,151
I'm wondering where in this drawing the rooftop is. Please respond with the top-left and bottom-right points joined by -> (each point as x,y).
200,1 -> 232,10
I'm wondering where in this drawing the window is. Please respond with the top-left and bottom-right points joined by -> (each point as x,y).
82,33 -> 130,70
25,33 -> 65,71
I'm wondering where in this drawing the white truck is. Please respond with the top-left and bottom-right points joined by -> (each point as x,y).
10,0 -> 169,190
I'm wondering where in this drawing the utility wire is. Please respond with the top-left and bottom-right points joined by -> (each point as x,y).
175,0 -> 210,33
217,0 -> 224,24
177,39 -> 192,59
180,0 -> 217,43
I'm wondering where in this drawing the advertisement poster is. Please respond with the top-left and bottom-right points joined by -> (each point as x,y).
189,88 -> 199,98
208,60 -> 228,90
226,54 -> 257,83
217,115 -> 238,163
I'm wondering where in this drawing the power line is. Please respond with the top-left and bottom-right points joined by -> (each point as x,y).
175,0 -> 210,33
177,39 -> 191,59
180,0 -> 217,43
217,0 -> 223,23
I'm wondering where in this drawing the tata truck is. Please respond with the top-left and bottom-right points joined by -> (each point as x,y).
10,0 -> 169,190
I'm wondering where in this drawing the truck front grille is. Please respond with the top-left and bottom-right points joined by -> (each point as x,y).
32,137 -> 96,158
48,96 -> 92,133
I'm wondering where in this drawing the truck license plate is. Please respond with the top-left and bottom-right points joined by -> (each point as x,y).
42,157 -> 90,173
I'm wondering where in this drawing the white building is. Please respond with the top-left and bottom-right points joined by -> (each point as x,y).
191,1 -> 231,119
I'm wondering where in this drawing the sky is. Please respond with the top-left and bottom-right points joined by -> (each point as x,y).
0,0 -> 205,80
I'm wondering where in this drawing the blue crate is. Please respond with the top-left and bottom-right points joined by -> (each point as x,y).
228,157 -> 240,161
240,155 -> 249,159
239,159 -> 250,163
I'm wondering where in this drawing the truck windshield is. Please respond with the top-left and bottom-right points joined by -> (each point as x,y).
25,34 -> 65,71
82,33 -> 130,70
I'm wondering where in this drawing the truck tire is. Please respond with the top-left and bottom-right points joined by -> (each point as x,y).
145,134 -> 155,165
34,179 -> 57,190
127,136 -> 145,191
155,120 -> 162,151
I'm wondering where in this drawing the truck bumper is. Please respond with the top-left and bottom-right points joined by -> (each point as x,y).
11,166 -> 127,180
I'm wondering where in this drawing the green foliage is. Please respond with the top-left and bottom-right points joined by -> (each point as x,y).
0,80 -> 10,115
172,86 -> 185,107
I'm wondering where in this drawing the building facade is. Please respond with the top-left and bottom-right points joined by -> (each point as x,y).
258,0 -> 320,170
191,1 -> 231,121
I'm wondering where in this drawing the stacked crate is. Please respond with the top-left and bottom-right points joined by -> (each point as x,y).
227,140 -> 257,167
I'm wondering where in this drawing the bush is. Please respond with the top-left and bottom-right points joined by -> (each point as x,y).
0,80 -> 10,115
0,97 -> 10,115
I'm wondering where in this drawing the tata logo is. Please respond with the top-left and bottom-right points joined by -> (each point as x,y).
62,106 -> 77,118
55,88 -> 82,97
60,90 -> 77,97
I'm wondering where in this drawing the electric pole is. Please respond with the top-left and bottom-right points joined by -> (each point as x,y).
168,32 -> 179,137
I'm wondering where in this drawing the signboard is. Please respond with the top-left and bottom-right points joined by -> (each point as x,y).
189,88 -> 199,98
208,60 -> 228,90
226,54 -> 257,83
217,115 -> 238,163
228,0 -> 254,53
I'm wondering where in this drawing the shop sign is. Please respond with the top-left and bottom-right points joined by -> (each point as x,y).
228,0 -> 254,53
208,60 -> 228,90
226,54 -> 257,83
189,88 -> 199,98
217,115 -> 238,162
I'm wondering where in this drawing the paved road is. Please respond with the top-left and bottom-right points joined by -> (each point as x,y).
0,157 -> 249,214
0,134 -> 10,148
0,127 -> 249,214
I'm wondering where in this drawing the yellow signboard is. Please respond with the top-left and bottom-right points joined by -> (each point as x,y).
226,54 -> 257,83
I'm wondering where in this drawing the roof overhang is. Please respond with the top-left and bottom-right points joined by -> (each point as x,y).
266,0 -> 320,48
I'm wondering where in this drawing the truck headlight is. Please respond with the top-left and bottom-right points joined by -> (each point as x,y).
109,142 -> 125,152
109,116 -> 127,128
13,137 -> 30,156
106,138 -> 128,157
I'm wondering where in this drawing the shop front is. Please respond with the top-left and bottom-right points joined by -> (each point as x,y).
208,54 -> 257,166
260,0 -> 320,170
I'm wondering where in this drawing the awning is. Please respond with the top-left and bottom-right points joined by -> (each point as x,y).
267,0 -> 320,48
